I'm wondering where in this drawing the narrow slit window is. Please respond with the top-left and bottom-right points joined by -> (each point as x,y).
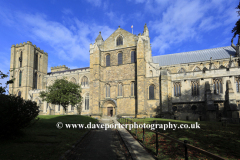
106,55 -> 110,66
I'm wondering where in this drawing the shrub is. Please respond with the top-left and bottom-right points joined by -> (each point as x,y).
0,94 -> 39,136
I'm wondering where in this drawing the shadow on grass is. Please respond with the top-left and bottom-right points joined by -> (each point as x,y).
120,118 -> 240,160
0,115 -> 97,160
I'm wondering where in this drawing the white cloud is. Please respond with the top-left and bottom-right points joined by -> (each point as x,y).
86,0 -> 102,7
198,17 -> 221,32
62,8 -> 73,15
0,9 -> 115,62
105,11 -> 126,27
147,0 -> 237,54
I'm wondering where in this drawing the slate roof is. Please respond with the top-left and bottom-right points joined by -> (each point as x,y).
152,46 -> 236,66
47,67 -> 89,75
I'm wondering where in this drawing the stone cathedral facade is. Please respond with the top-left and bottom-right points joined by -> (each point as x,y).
9,24 -> 240,121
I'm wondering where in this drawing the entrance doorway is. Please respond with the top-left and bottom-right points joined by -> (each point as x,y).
107,107 -> 113,117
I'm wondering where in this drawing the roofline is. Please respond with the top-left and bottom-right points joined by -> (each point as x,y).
153,46 -> 234,58
47,67 -> 89,75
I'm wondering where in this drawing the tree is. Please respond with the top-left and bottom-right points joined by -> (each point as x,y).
232,2 -> 240,40
39,78 -> 82,112
0,70 -> 39,137
0,94 -> 39,136
0,70 -> 15,95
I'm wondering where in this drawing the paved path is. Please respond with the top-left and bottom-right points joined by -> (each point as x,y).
65,118 -> 131,160
114,119 -> 155,160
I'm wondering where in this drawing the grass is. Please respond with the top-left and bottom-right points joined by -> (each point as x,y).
0,115 -> 97,160
119,118 -> 240,160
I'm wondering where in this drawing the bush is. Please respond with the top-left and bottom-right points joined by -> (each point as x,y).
0,94 -> 39,136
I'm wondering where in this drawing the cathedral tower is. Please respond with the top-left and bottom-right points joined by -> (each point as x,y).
9,41 -> 48,99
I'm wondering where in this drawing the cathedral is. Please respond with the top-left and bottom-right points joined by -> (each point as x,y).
9,24 -> 240,121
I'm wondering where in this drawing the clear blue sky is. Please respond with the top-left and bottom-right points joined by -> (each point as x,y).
0,0 -> 239,88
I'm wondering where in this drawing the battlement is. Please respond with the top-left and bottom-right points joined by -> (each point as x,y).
51,65 -> 70,72
11,41 -> 48,56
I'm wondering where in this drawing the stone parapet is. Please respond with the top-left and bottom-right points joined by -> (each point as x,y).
11,41 -> 48,56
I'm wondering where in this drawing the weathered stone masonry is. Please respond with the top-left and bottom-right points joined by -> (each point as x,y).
9,24 -> 240,121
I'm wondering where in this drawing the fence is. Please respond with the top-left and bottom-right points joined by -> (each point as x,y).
118,117 -> 226,160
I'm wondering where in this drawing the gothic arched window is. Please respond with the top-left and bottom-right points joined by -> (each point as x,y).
18,91 -> 21,97
149,85 -> 154,99
19,71 -> 22,87
106,55 -> 110,67
106,84 -> 110,98
118,83 -> 123,96
71,105 -> 74,111
174,82 -> 181,97
191,81 -> 199,96
116,36 -> 123,46
118,52 -> 123,65
81,76 -> 88,87
131,51 -> 136,63
213,79 -> 223,94
70,77 -> 77,84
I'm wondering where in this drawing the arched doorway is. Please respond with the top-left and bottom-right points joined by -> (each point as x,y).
101,99 -> 117,117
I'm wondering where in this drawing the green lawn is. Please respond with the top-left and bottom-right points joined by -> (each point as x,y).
0,115 -> 97,160
119,118 -> 240,160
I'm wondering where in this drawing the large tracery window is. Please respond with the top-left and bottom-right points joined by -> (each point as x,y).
174,82 -> 181,97
191,81 -> 199,96
106,84 -> 110,98
106,55 -> 110,67
116,36 -> 123,46
213,79 -> 223,94
81,76 -> 88,87
118,52 -> 123,65
149,85 -> 155,99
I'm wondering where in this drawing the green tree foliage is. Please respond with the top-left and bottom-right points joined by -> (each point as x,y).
0,70 -> 39,137
232,2 -> 240,39
0,70 -> 9,94
0,94 -> 39,136
0,70 -> 15,95
39,78 -> 82,112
